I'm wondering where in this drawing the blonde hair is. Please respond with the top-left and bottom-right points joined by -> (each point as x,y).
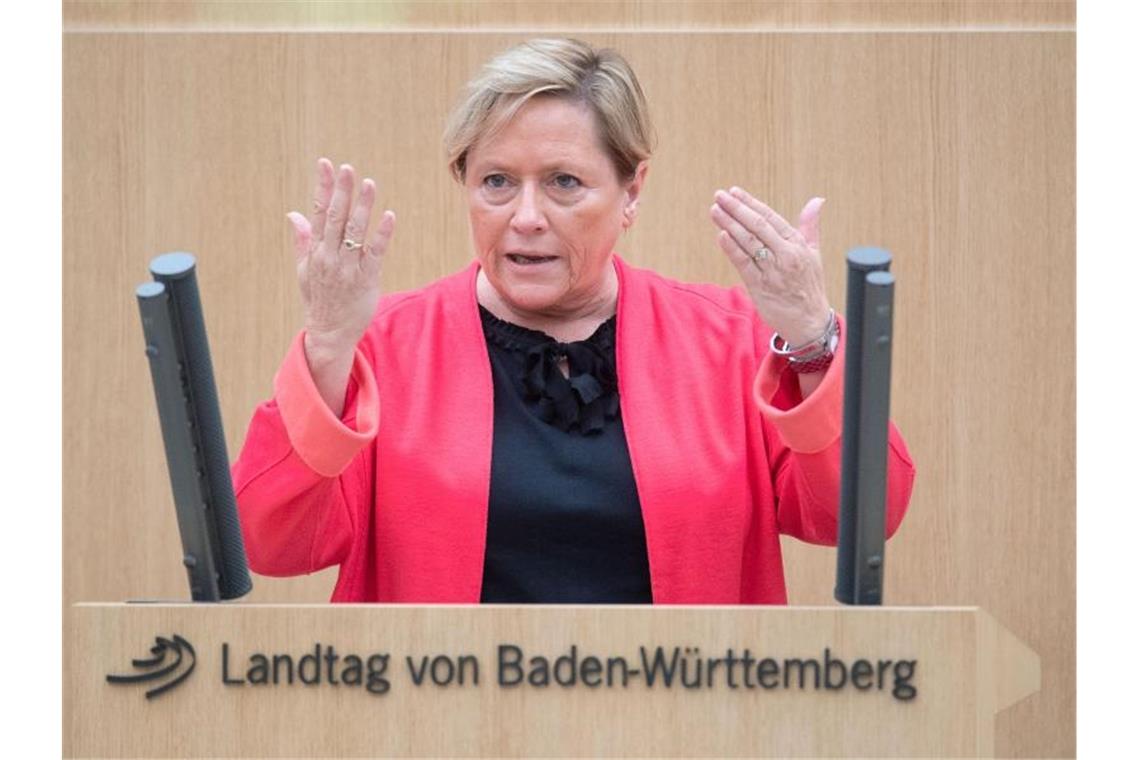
443,38 -> 655,183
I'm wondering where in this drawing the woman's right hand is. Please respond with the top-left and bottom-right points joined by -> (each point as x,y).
286,158 -> 396,416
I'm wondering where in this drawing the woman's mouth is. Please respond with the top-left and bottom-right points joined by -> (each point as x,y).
506,253 -> 558,266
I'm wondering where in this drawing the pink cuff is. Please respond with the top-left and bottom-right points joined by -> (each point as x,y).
753,314 -> 846,453
273,332 -> 380,477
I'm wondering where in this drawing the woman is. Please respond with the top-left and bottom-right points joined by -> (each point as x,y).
233,38 -> 915,604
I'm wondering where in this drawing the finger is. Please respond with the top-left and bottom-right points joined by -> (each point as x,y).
798,197 -> 826,250
321,163 -> 356,252
285,212 -> 312,259
713,190 -> 783,254
710,201 -> 774,264
727,187 -> 799,242
343,178 -> 375,253
366,210 -> 396,260
309,158 -> 335,242
715,228 -> 766,281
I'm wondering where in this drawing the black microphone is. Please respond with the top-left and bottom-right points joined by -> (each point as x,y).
835,248 -> 895,605
137,252 -> 252,601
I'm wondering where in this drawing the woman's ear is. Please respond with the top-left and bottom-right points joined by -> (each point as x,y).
622,161 -> 649,229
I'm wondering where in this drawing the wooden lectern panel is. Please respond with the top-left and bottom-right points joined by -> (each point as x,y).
66,604 -> 1038,758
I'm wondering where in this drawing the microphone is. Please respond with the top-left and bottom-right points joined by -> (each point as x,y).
834,248 -> 895,605
136,252 -> 252,601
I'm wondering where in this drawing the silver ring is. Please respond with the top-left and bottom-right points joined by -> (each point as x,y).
342,238 -> 364,252
749,245 -> 772,269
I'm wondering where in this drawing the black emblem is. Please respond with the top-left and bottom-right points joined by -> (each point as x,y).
106,634 -> 197,699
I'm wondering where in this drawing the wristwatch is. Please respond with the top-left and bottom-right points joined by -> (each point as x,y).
770,309 -> 840,375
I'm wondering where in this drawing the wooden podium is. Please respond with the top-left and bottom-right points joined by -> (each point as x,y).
65,604 -> 1038,757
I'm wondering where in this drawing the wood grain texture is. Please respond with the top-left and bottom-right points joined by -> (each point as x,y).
62,31 -> 1074,756
63,0 -> 1076,30
66,604 -> 1037,757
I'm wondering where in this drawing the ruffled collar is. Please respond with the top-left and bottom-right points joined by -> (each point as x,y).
479,306 -> 620,435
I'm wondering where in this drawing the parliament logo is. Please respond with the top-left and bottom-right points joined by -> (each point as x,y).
106,634 -> 197,699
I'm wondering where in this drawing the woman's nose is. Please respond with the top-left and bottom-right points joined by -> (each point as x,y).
509,184 -> 548,234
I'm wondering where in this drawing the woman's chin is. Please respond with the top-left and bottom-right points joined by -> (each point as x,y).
496,281 -> 570,315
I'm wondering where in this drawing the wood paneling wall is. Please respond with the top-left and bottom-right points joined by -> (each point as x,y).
63,4 -> 1074,756
64,0 -> 1075,30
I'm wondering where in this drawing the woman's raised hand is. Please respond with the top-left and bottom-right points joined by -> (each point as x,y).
287,158 -> 396,356
285,158 -> 396,416
709,188 -> 831,348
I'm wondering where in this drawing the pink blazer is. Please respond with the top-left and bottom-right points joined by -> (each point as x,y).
232,256 -> 915,603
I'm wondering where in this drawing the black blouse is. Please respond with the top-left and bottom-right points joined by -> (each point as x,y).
477,306 -> 653,603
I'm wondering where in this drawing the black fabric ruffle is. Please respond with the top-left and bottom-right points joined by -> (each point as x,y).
480,306 -> 620,435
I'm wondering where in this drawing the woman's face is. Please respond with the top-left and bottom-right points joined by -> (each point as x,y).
464,97 -> 646,320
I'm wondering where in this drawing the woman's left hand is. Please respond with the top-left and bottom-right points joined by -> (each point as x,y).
709,187 -> 831,347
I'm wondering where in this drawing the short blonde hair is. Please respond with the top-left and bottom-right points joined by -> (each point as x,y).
443,38 -> 655,183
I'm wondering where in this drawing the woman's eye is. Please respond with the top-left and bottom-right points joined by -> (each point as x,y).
552,174 -> 581,190
483,174 -> 509,189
